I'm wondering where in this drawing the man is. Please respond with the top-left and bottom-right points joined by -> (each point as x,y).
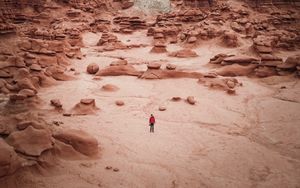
149,114 -> 155,133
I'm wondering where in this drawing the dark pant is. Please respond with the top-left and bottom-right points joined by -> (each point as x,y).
150,123 -> 154,132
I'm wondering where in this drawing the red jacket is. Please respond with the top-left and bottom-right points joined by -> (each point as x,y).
149,116 -> 155,124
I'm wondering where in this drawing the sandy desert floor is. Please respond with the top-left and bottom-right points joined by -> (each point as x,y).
1,31 -> 300,188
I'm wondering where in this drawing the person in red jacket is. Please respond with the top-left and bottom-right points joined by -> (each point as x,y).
149,114 -> 155,133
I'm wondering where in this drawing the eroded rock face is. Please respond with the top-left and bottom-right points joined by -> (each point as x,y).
6,126 -> 53,156
0,139 -> 26,178
53,129 -> 99,156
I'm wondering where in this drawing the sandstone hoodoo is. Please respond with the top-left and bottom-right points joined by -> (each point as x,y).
0,0 -> 300,187
150,42 -> 168,53
71,99 -> 99,115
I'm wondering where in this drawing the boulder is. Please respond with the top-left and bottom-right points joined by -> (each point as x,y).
6,126 -> 53,156
53,129 -> 98,156
87,63 -> 99,74
171,97 -> 181,101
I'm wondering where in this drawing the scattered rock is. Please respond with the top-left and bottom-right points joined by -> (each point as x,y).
113,168 -> 119,172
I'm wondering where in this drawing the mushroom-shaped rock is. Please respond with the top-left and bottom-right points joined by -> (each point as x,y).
6,126 -> 53,156
87,63 -> 99,74
186,96 -> 196,105
53,129 -> 98,156
71,99 -> 99,115
150,42 -> 167,53
115,100 -> 125,106
102,84 -> 119,92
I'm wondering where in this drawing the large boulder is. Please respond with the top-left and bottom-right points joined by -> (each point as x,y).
53,129 -> 98,156
6,126 -> 53,156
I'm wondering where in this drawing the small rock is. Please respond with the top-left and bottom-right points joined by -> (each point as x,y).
171,97 -> 181,101
63,113 -> 72,117
115,100 -> 125,106
80,99 -> 95,105
105,166 -> 112,170
187,96 -> 196,105
159,106 -> 167,111
113,168 -> 119,172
